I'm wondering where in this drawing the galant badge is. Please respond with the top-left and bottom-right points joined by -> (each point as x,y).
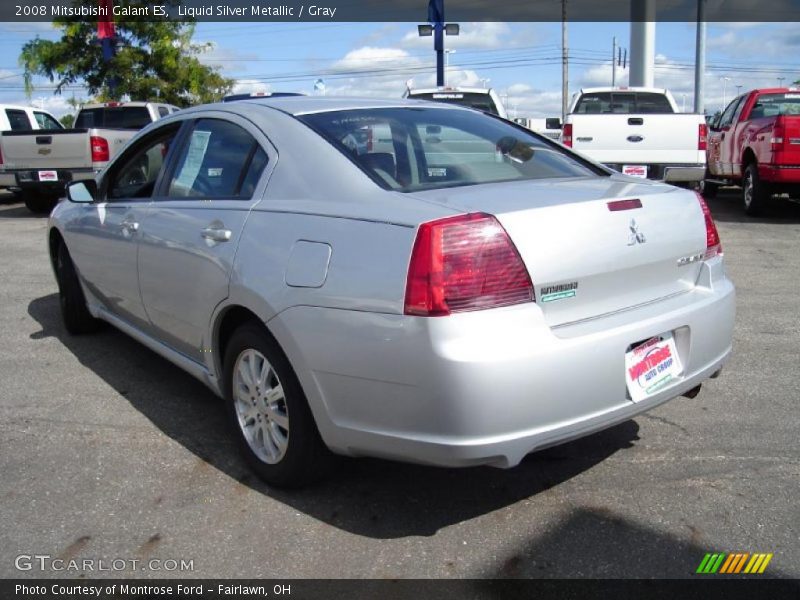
628,219 -> 646,246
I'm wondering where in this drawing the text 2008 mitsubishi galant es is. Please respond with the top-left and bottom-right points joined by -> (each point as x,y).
49,97 -> 735,487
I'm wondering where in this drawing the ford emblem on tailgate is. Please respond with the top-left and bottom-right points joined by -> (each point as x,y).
627,135 -> 644,143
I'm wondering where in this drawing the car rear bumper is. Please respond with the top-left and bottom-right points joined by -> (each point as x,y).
605,163 -> 705,183
0,168 -> 95,192
270,257 -> 735,469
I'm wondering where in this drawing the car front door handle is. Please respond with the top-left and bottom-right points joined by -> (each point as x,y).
120,219 -> 139,233
201,227 -> 232,242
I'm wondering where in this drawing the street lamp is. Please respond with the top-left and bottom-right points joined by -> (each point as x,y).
778,77 -> 786,87
736,85 -> 742,96
720,76 -> 731,109
444,49 -> 456,85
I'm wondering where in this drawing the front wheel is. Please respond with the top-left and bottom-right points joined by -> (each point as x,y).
743,163 -> 769,216
223,323 -> 332,487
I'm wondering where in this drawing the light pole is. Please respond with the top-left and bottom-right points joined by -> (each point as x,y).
736,84 -> 742,96
681,93 -> 687,112
444,49 -> 456,85
721,76 -> 731,109
479,78 -> 490,88
778,77 -> 785,87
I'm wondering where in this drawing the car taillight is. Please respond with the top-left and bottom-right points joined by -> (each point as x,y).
404,213 -> 534,317
90,136 -> 109,162
698,123 -> 708,151
770,123 -> 785,149
562,123 -> 573,147
696,192 -> 722,259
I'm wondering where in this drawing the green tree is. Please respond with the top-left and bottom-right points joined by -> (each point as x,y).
20,3 -> 233,106
59,113 -> 75,128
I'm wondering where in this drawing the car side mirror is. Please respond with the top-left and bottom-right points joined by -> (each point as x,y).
66,180 -> 97,203
546,117 -> 562,130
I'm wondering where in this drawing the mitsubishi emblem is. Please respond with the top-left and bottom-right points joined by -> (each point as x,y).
627,219 -> 646,246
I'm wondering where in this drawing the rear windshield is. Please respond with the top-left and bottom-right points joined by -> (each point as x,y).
409,92 -> 501,115
298,107 -> 601,192
75,106 -> 151,129
574,92 -> 674,114
750,93 -> 800,118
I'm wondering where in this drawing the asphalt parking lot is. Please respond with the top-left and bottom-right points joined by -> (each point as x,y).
0,189 -> 798,579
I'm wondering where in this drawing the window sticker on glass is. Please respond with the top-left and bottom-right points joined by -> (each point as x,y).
173,130 -> 211,191
207,167 -> 223,177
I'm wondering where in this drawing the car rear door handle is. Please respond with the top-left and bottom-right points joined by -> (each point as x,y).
201,227 -> 232,242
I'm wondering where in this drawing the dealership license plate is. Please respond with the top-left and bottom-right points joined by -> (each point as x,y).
625,333 -> 683,402
37,170 -> 57,182
622,165 -> 648,178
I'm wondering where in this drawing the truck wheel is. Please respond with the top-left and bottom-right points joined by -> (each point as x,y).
223,323 -> 333,488
55,243 -> 103,334
22,191 -> 57,214
699,179 -> 718,199
743,163 -> 769,216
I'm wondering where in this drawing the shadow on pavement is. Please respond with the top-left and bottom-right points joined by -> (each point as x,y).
29,292 -> 640,539
705,190 -> 800,224
480,506 -> 796,580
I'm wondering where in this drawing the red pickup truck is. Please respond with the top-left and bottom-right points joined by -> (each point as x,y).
703,87 -> 800,215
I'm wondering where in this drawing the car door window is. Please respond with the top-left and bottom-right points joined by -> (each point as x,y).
166,119 -> 267,199
718,97 -> 742,128
5,109 -> 32,131
33,112 -> 62,130
107,125 -> 181,200
158,106 -> 169,118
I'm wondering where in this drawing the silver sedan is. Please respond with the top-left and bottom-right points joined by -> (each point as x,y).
48,98 -> 735,486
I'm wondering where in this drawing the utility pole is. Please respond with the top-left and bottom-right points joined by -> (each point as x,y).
612,36 -> 617,86
561,0 -> 568,124
694,0 -> 706,114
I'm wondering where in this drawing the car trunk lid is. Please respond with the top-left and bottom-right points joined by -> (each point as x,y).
408,176 -> 708,327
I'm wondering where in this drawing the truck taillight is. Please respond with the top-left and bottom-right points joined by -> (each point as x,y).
404,213 -> 534,317
698,123 -> 708,151
696,193 -> 722,259
0,146 -> 3,166
90,136 -> 110,162
770,123 -> 785,149
562,123 -> 573,147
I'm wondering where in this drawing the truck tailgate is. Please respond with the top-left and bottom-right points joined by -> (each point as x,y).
568,114 -> 705,165
0,130 -> 91,170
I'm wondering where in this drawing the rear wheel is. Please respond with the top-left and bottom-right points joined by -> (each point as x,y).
743,163 -> 769,216
698,178 -> 718,199
22,191 -> 58,214
223,323 -> 332,487
55,243 -> 103,334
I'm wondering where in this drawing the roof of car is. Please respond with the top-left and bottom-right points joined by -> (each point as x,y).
228,96 -> 462,116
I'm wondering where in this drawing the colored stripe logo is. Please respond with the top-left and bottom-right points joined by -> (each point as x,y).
696,552 -> 773,574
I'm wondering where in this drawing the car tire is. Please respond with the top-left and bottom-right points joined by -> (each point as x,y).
699,178 -> 718,199
55,243 -> 103,335
223,323 -> 332,487
743,163 -> 769,216
22,191 -> 57,214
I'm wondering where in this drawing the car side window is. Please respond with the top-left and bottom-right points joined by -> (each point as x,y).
158,106 -> 169,118
107,125 -> 181,200
33,112 -> 62,130
718,97 -> 742,128
166,119 -> 267,199
6,109 -> 32,131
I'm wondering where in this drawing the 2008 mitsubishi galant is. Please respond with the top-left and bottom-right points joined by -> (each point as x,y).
49,97 -> 735,486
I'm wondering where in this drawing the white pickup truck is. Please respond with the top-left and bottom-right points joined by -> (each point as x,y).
0,101 -> 179,213
558,87 -> 707,185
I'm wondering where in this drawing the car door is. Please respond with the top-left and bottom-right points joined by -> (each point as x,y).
66,123 -> 183,332
136,114 -> 273,362
715,96 -> 745,177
